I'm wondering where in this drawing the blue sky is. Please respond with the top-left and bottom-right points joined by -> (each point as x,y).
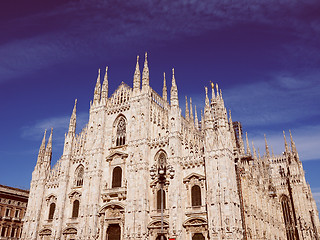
0,0 -> 320,208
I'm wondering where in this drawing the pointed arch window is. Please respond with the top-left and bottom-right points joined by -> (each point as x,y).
112,167 -> 122,188
281,195 -> 295,240
72,200 -> 79,218
157,189 -> 166,211
48,202 -> 56,220
75,165 -> 84,187
116,117 -> 126,146
191,185 -> 202,207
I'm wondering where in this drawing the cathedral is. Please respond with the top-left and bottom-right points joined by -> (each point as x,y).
22,54 -> 320,240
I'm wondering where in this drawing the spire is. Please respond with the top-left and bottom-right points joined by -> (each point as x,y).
283,130 -> 289,152
229,110 -> 236,149
195,105 -> 199,129
185,96 -> 189,121
45,128 -> 53,161
205,86 -> 209,107
162,72 -> 167,101
93,69 -> 101,104
238,125 -> 245,154
201,110 -> 204,130
68,99 -> 77,136
246,132 -> 251,155
142,52 -> 149,90
133,55 -> 141,91
271,146 -> 275,158
190,97 -> 194,122
170,68 -> 179,107
289,130 -> 297,153
210,82 -> 215,101
101,66 -> 108,104
264,134 -> 270,158
252,141 -> 257,160
37,129 -> 47,164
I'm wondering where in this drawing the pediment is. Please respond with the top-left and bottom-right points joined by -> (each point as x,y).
108,82 -> 132,107
183,217 -> 207,227
62,227 -> 77,235
183,173 -> 205,183
39,228 -> 52,236
68,190 -> 81,199
106,151 -> 128,161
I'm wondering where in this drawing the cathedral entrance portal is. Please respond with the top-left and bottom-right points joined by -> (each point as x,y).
156,235 -> 167,240
106,224 -> 121,240
192,233 -> 205,240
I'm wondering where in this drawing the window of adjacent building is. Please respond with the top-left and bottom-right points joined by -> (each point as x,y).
15,209 -> 20,218
112,166 -> 122,188
10,228 -> 15,238
116,117 -> 126,146
157,189 -> 166,211
1,227 -> 6,237
75,165 -> 84,187
5,208 -> 10,217
48,203 -> 56,220
191,185 -> 202,207
72,200 -> 79,218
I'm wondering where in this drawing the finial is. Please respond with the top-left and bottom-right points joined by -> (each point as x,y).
246,132 -> 251,155
264,134 -> 270,158
185,96 -> 189,120
163,72 -> 166,86
283,130 -> 289,152
172,68 -> 175,77
216,83 -> 219,97
271,145 -> 275,158
190,97 -> 194,121
289,129 -> 297,153
252,141 -> 257,159
205,86 -> 209,106
137,55 -> 139,63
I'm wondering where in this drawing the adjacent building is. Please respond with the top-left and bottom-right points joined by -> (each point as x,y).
22,54 -> 320,239
0,185 -> 29,239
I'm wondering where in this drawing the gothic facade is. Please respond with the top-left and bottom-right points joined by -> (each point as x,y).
22,54 -> 320,240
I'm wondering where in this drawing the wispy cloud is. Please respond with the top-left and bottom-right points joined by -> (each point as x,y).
21,112 -> 88,143
311,188 -> 320,211
223,71 -> 320,127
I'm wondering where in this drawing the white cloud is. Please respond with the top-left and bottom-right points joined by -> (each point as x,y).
21,112 -> 88,143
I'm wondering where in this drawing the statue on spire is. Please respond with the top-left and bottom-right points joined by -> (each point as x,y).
170,68 -> 178,107
101,66 -> 109,105
162,72 -> 167,101
142,52 -> 149,91
133,55 -> 141,92
93,69 -> 101,104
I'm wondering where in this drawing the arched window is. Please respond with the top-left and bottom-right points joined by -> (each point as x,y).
48,202 -> 56,220
157,189 -> 166,211
112,167 -> 122,188
75,165 -> 84,187
281,195 -> 295,240
116,117 -> 126,146
191,185 -> 201,207
72,200 -> 79,218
